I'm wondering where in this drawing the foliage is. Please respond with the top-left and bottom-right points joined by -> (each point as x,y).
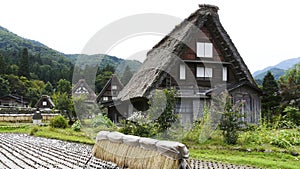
57,79 -> 71,94
0,26 -> 74,84
262,72 -> 281,124
121,65 -> 133,85
49,115 -> 68,129
119,89 -> 177,138
0,76 -> 10,96
19,48 -> 30,78
0,53 -> 5,74
240,124 -> 300,148
71,120 -> 82,132
279,63 -> 300,109
91,115 -> 115,128
42,81 -> 54,96
52,92 -> 74,120
219,96 -> 245,145
119,120 -> 158,137
183,104 -> 212,143
150,89 -> 178,134
95,65 -> 114,94
283,106 -> 300,126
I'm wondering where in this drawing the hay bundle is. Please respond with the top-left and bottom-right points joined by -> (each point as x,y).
92,131 -> 191,169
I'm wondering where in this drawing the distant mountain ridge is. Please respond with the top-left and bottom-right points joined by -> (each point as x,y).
0,25 -> 142,83
253,57 -> 300,81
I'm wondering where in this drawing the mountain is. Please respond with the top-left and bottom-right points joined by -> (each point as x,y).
254,68 -> 285,81
253,57 -> 300,82
0,25 -> 141,84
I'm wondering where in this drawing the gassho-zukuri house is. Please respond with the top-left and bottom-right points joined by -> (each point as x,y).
99,4 -> 261,124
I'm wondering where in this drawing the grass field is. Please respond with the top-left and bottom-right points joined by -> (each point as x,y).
0,122 -> 299,169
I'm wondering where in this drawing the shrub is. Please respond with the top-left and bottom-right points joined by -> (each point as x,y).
71,120 -> 81,132
283,106 -> 300,126
183,105 -> 212,143
91,115 -> 115,128
118,120 -> 158,137
219,97 -> 245,145
50,115 -> 68,129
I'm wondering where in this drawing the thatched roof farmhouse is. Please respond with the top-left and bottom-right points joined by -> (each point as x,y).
101,4 -> 261,124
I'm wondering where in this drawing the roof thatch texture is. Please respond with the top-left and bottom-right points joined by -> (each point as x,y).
117,4 -> 256,101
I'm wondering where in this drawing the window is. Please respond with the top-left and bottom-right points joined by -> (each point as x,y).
103,97 -> 108,101
197,67 -> 213,78
223,66 -> 227,81
197,42 -> 213,57
42,101 -> 47,106
179,64 -> 186,80
112,85 -> 117,90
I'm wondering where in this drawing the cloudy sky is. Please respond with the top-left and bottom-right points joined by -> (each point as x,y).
1,0 -> 300,73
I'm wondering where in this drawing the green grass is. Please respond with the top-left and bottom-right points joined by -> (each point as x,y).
0,122 -> 94,144
0,122 -> 299,169
34,127 -> 94,144
190,148 -> 299,169
185,130 -> 300,169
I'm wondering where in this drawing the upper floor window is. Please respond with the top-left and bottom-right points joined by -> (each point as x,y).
197,42 -> 213,58
223,66 -> 227,81
179,64 -> 186,80
196,67 -> 213,78
112,85 -> 117,90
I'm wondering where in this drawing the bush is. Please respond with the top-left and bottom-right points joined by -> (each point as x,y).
50,115 -> 68,129
219,97 -> 245,145
91,115 -> 115,128
71,120 -> 81,132
118,120 -> 158,137
283,106 -> 300,126
183,105 -> 212,143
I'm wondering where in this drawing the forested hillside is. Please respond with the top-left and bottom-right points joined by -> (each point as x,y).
0,26 -> 73,84
0,25 -> 141,107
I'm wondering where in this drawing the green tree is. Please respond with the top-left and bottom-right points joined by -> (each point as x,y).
26,87 -> 40,107
121,65 -> 133,85
0,54 -> 5,74
57,79 -> 71,94
279,64 -> 300,109
52,92 -> 73,122
283,106 -> 300,126
262,71 -> 281,124
43,81 -> 54,96
219,96 -> 245,145
150,89 -> 177,136
3,74 -> 27,96
7,64 -> 19,75
95,71 -> 113,93
19,48 -> 30,78
0,76 -> 10,96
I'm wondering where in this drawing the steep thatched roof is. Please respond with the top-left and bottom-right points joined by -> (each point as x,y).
97,74 -> 124,103
34,95 -> 55,109
117,4 -> 257,101
72,79 -> 97,102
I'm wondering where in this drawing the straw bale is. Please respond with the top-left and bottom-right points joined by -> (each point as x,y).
107,132 -> 124,143
139,137 -> 158,151
122,135 -> 140,147
96,130 -> 110,141
156,141 -> 189,160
